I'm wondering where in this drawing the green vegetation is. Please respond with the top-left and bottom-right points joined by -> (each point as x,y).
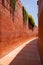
10,1 -> 35,25
10,0 -> 16,21
10,0 -> 16,11
28,14 -> 35,27
22,6 -> 35,27
22,6 -> 28,24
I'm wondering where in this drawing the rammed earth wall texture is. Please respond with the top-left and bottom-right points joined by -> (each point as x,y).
0,0 -> 38,58
38,0 -> 43,65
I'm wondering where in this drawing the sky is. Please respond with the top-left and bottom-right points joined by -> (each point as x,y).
21,0 -> 38,26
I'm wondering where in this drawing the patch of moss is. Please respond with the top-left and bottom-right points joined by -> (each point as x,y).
22,6 -> 28,24
10,0 -> 16,11
10,0 -> 16,21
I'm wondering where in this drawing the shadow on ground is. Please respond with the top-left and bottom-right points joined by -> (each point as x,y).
9,39 -> 41,65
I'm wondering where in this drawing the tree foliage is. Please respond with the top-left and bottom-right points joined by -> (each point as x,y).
22,6 -> 35,27
28,14 -> 35,27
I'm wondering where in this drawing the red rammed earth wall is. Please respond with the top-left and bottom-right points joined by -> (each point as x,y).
0,0 -> 38,58
38,0 -> 43,65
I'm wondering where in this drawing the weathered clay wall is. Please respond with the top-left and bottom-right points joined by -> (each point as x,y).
0,0 -> 24,44
38,0 -> 43,65
0,0 -> 24,58
0,0 -> 38,58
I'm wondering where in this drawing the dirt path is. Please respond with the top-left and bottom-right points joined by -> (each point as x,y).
0,38 -> 41,65
9,39 -> 41,65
